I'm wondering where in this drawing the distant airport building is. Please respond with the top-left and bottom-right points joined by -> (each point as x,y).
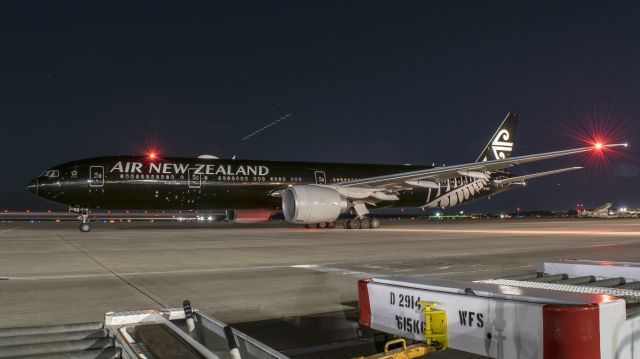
577,203 -> 638,218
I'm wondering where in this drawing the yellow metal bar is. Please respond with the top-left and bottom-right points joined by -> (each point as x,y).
355,301 -> 448,358
352,342 -> 435,359
384,338 -> 407,353
418,301 -> 448,350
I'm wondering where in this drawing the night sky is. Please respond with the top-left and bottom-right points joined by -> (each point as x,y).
2,1 -> 639,212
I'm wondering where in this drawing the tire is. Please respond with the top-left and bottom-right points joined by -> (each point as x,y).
79,223 -> 91,232
328,221 -> 336,229
303,224 -> 312,229
360,218 -> 371,229
349,218 -> 361,230
317,222 -> 327,229
343,219 -> 350,229
370,218 -> 381,229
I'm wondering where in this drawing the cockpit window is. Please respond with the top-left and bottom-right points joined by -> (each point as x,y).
40,170 -> 60,178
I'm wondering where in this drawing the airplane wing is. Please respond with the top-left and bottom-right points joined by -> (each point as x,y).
337,143 -> 626,190
492,167 -> 583,185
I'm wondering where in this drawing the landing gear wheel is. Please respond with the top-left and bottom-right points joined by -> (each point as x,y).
317,222 -> 327,229
343,219 -> 350,229
303,224 -> 312,229
328,221 -> 336,229
79,223 -> 91,232
370,218 -> 381,229
360,218 -> 371,229
348,218 -> 361,230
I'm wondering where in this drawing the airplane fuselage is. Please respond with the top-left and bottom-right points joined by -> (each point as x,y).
28,156 -> 512,211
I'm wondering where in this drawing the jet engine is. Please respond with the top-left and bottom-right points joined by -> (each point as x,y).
282,185 -> 348,224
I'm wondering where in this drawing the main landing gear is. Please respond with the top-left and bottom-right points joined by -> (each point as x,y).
342,200 -> 380,229
344,217 -> 381,230
70,207 -> 91,232
304,221 -> 337,229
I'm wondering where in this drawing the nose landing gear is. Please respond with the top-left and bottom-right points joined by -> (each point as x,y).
70,207 -> 91,232
79,222 -> 91,232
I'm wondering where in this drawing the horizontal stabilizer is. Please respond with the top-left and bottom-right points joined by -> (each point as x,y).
493,167 -> 583,185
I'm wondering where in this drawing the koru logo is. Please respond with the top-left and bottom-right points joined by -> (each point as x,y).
491,129 -> 513,159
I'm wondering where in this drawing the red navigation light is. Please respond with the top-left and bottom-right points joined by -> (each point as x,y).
594,142 -> 603,150
149,152 -> 157,159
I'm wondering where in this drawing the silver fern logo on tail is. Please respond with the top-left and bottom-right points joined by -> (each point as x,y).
476,112 -> 519,162
491,129 -> 513,159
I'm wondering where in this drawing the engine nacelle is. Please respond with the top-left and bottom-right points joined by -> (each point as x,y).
282,185 -> 348,224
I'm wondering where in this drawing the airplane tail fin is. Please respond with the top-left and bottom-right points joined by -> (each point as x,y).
476,113 -> 519,162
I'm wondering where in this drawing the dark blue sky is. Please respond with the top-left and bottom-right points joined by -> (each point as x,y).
2,1 -> 639,211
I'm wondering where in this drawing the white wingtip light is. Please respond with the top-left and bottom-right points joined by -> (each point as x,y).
599,143 -> 629,149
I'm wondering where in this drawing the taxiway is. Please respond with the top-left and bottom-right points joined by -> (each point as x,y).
1,218 -> 640,358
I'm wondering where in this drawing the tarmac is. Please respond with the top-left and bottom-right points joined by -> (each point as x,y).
1,217 -> 640,358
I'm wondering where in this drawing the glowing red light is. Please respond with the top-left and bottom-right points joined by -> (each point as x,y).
149,152 -> 157,159
595,142 -> 603,150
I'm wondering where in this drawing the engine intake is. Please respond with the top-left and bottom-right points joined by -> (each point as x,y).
282,185 -> 348,224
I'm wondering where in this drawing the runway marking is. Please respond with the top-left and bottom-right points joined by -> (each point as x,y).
0,226 -> 21,235
52,231 -> 173,309
588,243 -> 623,248
291,264 -> 535,279
378,228 -> 640,236
3,265 -> 293,281
415,265 -> 534,277
291,264 -> 380,278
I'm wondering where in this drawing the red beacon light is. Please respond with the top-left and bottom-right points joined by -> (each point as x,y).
148,152 -> 157,159
594,142 -> 603,150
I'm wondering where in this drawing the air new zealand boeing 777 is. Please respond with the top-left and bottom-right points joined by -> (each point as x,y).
27,113 -> 626,232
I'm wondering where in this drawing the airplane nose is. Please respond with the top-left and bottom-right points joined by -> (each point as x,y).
26,178 -> 38,195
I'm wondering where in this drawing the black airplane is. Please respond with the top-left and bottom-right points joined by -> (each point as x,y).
27,113 -> 626,232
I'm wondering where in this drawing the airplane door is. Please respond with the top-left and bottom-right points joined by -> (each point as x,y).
314,171 -> 327,185
188,168 -> 201,189
89,166 -> 104,188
